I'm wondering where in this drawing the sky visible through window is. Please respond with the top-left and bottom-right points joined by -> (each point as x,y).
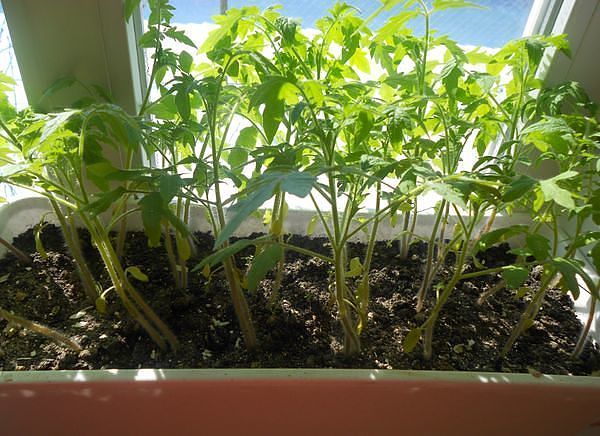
157,0 -> 535,48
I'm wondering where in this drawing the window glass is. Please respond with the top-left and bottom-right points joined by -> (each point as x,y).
0,6 -> 26,110
159,0 -> 535,48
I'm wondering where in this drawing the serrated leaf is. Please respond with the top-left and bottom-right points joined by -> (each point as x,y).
552,257 -> 581,298
82,187 -> 127,215
403,328 -> 422,353
429,182 -> 466,209
502,265 -> 529,289
159,174 -> 183,204
251,76 -> 291,144
503,175 -> 537,202
40,77 -> 76,102
525,234 -> 550,261
539,179 -> 575,210
40,110 -> 78,143
280,171 -> 315,198
247,245 -> 283,292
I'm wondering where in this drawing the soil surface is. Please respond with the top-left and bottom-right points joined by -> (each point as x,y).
0,225 -> 598,375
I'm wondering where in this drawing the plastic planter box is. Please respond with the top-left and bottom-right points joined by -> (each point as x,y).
1,198 -> 600,435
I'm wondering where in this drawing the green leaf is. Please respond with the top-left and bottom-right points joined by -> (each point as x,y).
503,175 -> 537,202
35,227 -> 47,259
591,242 -> 600,274
346,257 -> 363,278
179,51 -> 193,73
476,225 -> 528,252
165,28 -> 196,48
429,182 -> 466,209
40,77 -> 76,102
82,187 -> 127,215
138,28 -> 159,48
251,77 -> 291,144
570,232 -> 600,250
126,266 -> 149,282
280,171 -> 315,198
306,215 -> 318,236
194,239 -> 256,271
539,179 -> 575,210
40,110 -> 79,143
175,89 -> 191,121
247,245 -> 284,292
147,95 -> 178,120
432,0 -> 483,11
502,265 -> 529,289
215,183 -> 276,248
552,258 -> 581,298
403,328 -> 422,353
139,192 -> 164,247
236,126 -> 258,148
525,234 -> 550,261
159,174 -> 183,204
124,0 -> 141,21
521,117 -> 576,154
228,127 -> 257,168
176,233 -> 192,262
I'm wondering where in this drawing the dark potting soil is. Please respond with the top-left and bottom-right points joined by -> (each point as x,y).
0,224 -> 598,375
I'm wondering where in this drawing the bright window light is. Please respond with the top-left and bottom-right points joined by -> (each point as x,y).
155,0 -> 535,48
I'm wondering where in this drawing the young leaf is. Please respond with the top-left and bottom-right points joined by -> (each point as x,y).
346,257 -> 363,278
551,257 -> 581,298
539,179 -> 575,210
159,174 -> 184,204
40,110 -> 79,143
250,76 -> 292,144
476,225 -> 528,252
139,192 -> 164,247
179,51 -> 194,73
82,187 -> 127,215
280,171 -> 315,198
306,215 -> 318,236
194,239 -> 256,271
503,175 -> 537,202
126,266 -> 149,282
247,245 -> 284,292
176,233 -> 192,262
403,328 -> 422,353
215,183 -> 276,248
502,265 -> 529,289
35,227 -> 47,259
525,234 -> 550,261
40,77 -> 76,102
175,89 -> 191,121
429,182 -> 467,209
432,0 -> 483,11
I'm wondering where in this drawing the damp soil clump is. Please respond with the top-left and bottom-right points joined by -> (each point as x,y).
0,225 -> 598,375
